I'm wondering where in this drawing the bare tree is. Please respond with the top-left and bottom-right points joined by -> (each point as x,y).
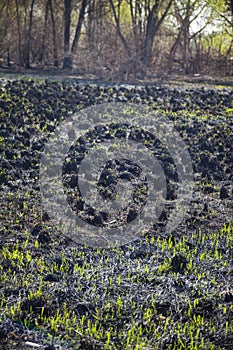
63,0 -> 72,69
71,0 -> 89,55
15,0 -> 23,66
167,0 -> 211,74
109,0 -> 131,57
63,0 -> 89,69
25,0 -> 36,68
39,0 -> 58,67
49,0 -> 59,67
39,0 -> 50,65
142,0 -> 173,66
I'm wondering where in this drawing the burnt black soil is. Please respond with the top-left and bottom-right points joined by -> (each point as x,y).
0,79 -> 233,349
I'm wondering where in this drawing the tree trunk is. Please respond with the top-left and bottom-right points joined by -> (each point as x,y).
109,0 -> 131,57
63,0 -> 72,69
168,29 -> 183,73
71,0 -> 88,54
142,0 -> 173,67
39,0 -> 50,65
15,0 -> 22,66
49,0 -> 59,67
25,0 -> 36,68
130,0 -> 143,55
143,0 -> 159,66
87,0 -> 95,49
6,1 -> 11,67
183,15 -> 190,74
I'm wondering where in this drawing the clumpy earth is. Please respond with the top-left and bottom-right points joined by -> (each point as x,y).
0,78 -> 233,349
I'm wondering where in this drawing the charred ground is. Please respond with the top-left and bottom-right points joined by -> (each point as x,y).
0,78 -> 233,349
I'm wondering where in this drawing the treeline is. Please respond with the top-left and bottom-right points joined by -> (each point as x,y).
0,0 -> 232,78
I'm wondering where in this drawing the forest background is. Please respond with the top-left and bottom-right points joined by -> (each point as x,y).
0,0 -> 232,80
